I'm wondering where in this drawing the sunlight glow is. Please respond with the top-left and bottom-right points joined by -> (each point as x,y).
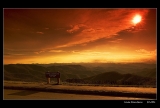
132,14 -> 142,25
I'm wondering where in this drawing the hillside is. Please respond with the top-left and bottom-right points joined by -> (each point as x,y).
4,64 -> 48,82
81,71 -> 156,86
4,63 -> 156,86
4,64 -> 104,82
133,68 -> 156,78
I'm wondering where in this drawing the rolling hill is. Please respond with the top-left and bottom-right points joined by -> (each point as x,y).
4,64 -> 48,82
82,71 -> 156,85
133,68 -> 156,78
4,64 -> 105,82
3,63 -> 156,86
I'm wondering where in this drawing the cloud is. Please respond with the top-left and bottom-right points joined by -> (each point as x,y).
72,50 -> 81,54
134,49 -> 157,63
66,24 -> 87,33
125,26 -> 147,33
135,49 -> 156,56
4,53 -> 26,58
72,50 -> 111,56
34,50 -> 45,54
82,28 -> 96,33
48,50 -> 65,53
109,38 -> 123,43
4,8 -> 155,64
4,53 -> 11,55
34,52 -> 39,54
55,9 -> 150,48
4,48 -> 28,55
36,31 -> 44,34
4,9 -> 150,50
55,27 -> 65,30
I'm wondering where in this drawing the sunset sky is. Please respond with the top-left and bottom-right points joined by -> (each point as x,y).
3,8 -> 157,64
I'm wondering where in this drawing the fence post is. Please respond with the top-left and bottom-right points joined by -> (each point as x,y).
57,78 -> 60,84
47,78 -> 50,84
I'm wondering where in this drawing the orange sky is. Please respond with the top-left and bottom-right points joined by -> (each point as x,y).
3,8 -> 157,64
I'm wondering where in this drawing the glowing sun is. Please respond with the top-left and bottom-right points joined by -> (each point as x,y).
132,14 -> 142,25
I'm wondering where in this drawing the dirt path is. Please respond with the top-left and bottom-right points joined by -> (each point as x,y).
4,89 -> 152,100
3,81 -> 157,99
